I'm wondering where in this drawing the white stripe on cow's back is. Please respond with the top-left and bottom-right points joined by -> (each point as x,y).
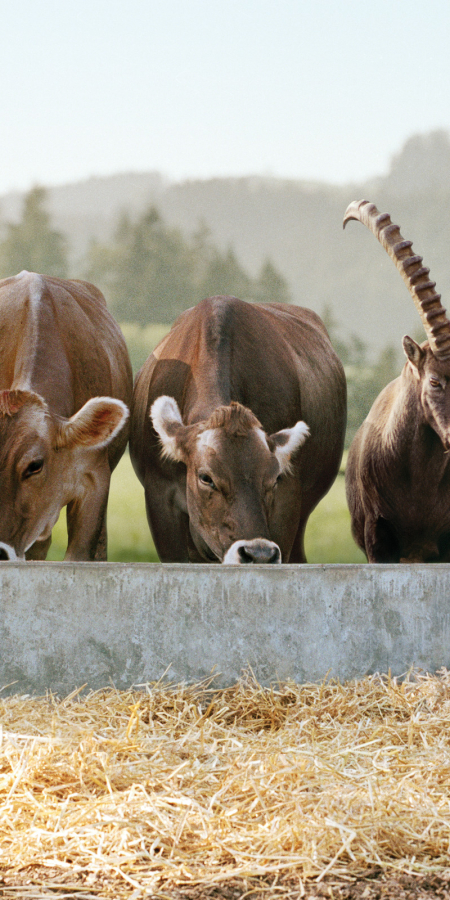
12,272 -> 45,390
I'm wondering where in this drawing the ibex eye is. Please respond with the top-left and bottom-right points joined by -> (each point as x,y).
23,459 -> 44,479
430,377 -> 442,388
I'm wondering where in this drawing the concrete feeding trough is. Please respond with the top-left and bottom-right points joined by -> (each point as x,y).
1,562 -> 450,695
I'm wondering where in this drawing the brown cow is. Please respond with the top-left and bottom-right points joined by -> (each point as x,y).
344,200 -> 450,562
130,296 -> 346,563
0,271 -> 132,561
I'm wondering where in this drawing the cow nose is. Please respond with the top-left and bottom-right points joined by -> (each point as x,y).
0,542 -> 18,561
238,540 -> 281,564
223,538 -> 282,564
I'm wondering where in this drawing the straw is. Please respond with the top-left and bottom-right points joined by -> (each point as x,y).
1,669 -> 450,897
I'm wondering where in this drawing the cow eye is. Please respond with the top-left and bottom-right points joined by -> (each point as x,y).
198,472 -> 215,489
430,377 -> 442,388
23,459 -> 44,480
266,474 -> 282,494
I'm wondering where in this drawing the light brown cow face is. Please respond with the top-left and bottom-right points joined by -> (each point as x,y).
151,396 -> 309,563
0,389 -> 128,559
403,337 -> 450,450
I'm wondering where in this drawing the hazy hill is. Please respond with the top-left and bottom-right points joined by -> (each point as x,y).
2,130 -> 450,355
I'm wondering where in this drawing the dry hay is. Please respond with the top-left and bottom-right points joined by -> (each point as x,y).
1,669 -> 450,898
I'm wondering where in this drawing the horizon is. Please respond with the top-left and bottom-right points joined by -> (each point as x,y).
1,126 -> 447,200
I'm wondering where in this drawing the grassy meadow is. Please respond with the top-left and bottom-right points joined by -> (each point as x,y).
47,451 -> 366,563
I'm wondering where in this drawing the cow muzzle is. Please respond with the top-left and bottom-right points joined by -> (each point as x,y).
222,538 -> 281,565
0,542 -> 20,561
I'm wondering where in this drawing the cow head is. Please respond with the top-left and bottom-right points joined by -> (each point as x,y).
151,396 -> 309,563
0,389 -> 128,559
403,336 -> 450,449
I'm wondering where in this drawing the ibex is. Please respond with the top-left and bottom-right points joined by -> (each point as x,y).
344,199 -> 450,563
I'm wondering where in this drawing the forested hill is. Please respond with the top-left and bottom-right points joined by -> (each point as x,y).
2,130 -> 450,354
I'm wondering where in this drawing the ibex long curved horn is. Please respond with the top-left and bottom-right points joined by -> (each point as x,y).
343,199 -> 450,361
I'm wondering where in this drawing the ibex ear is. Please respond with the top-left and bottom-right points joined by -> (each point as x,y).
151,395 -> 187,463
270,421 -> 310,474
403,335 -> 424,369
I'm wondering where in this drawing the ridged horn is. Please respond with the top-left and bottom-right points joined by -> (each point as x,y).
343,199 -> 450,361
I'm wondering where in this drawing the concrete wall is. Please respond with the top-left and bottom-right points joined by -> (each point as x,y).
1,562 -> 450,695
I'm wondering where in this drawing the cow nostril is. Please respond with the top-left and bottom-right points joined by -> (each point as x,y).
238,546 -> 255,564
269,545 -> 281,564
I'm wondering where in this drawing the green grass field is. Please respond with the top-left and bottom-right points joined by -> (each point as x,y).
304,470 -> 366,564
47,452 -> 365,563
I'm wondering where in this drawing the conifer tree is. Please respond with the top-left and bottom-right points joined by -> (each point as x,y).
0,186 -> 68,278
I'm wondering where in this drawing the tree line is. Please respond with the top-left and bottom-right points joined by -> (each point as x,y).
0,187 -> 290,323
0,186 -> 400,447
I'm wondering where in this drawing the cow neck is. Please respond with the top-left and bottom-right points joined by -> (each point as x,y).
183,310 -> 233,424
183,394 -> 229,427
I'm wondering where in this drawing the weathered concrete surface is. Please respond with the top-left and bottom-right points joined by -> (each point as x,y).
1,562 -> 449,695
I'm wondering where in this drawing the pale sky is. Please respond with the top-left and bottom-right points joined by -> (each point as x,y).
1,0 -> 450,194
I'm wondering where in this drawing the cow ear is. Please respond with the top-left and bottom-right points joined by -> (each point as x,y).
403,335 -> 424,369
270,421 -> 310,474
56,398 -> 129,450
0,389 -> 45,416
151,395 -> 187,462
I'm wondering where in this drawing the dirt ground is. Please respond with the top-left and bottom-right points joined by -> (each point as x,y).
2,870 -> 450,899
